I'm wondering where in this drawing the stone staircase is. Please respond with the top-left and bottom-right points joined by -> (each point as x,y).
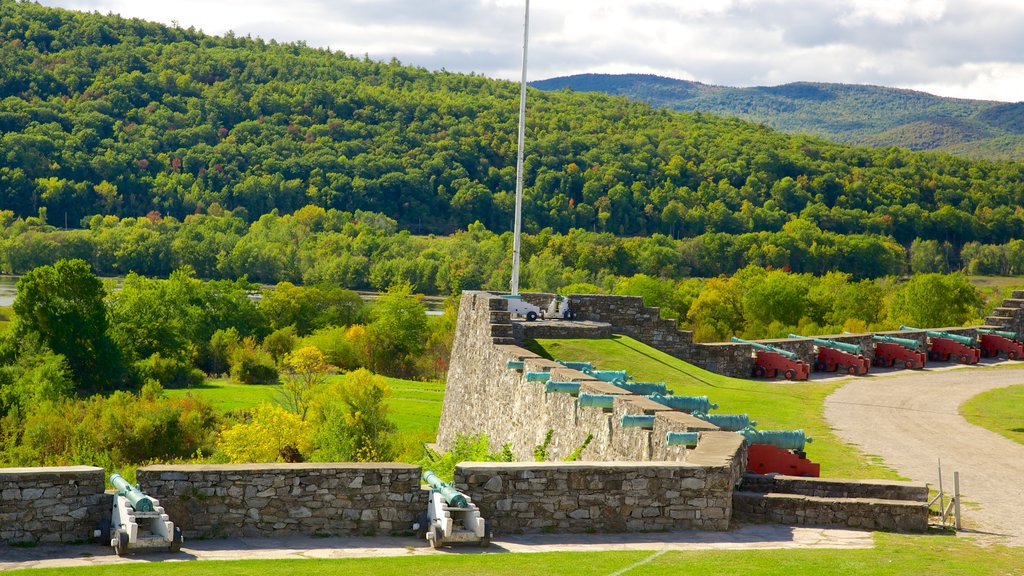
983,290 -> 1024,333
732,473 -> 930,532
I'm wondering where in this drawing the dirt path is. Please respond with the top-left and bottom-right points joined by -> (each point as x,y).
825,362 -> 1024,545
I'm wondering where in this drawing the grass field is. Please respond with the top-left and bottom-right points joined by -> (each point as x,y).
164,375 -> 444,439
961,384 -> 1024,446
526,335 -> 901,480
8,533 -> 1024,575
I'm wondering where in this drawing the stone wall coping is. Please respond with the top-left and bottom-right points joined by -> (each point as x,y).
656,411 -> 721,431
579,381 -> 629,395
618,395 -> 674,414
745,473 -> 927,489
698,341 -> 748,348
685,431 -> 745,467
549,367 -> 592,381
734,490 -> 930,508
139,463 -> 421,473
457,461 -> 715,472
0,465 -> 104,477
494,345 -> 540,359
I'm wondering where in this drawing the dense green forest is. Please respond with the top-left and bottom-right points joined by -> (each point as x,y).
3,0 -> 1024,252
532,74 -> 1024,160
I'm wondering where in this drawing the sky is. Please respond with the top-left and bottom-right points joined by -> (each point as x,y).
44,0 -> 1024,103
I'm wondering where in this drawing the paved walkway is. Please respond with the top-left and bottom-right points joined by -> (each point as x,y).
0,525 -> 872,571
825,361 -> 1024,546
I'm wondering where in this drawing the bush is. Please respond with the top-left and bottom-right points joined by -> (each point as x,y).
229,338 -> 279,385
134,353 -> 204,388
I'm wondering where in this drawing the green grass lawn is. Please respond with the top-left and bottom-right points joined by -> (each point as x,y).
526,335 -> 901,480
164,375 -> 444,439
9,533 -> 1024,576
961,384 -> 1024,445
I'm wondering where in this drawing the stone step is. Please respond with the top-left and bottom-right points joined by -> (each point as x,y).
1013,290 -> 1024,299
993,307 -> 1019,316
984,317 -> 1011,328
490,324 -> 513,338
1000,298 -> 1024,308
491,337 -> 518,346
489,310 -> 512,323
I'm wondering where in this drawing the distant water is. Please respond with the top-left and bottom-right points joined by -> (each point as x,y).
0,276 -> 15,308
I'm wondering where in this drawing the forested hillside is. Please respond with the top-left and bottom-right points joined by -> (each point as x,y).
532,74 -> 1024,160
3,0 -> 1024,254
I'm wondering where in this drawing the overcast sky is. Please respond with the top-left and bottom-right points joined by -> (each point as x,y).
44,0 -> 1024,102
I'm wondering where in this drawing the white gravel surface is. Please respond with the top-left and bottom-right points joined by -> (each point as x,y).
825,361 -> 1024,545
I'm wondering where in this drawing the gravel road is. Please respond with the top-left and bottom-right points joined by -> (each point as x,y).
825,362 -> 1024,545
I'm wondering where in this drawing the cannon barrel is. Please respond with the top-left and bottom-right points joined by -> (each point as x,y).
525,371 -> 551,382
578,393 -> 615,409
621,414 -> 656,429
422,470 -> 469,508
648,394 -> 718,413
926,330 -> 976,347
872,334 -> 924,350
789,333 -> 862,356
730,337 -> 799,361
557,360 -> 594,372
693,413 -> 755,431
110,473 -> 155,513
506,360 -> 525,370
589,370 -> 629,382
666,431 -> 701,447
978,328 -> 1019,340
737,429 -> 812,451
613,381 -> 669,396
900,326 -> 976,347
545,380 -> 581,394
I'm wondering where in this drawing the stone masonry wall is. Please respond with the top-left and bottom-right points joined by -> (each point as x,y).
0,466 -> 109,545
135,463 -> 425,539
455,461 -> 739,533
732,491 -> 929,532
738,473 -> 929,502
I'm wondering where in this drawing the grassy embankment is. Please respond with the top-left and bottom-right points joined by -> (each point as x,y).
526,335 -> 900,480
8,532 -> 1024,575
961,384 -> 1024,446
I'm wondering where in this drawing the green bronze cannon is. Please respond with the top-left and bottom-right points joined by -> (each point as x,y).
899,326 -> 976,347
978,327 -> 1018,340
589,369 -> 630,382
620,414 -> 656,429
557,360 -> 594,372
737,428 -> 812,451
613,381 -> 668,396
730,337 -> 799,360
578,393 -> 615,409
110,473 -> 155,513
544,380 -> 581,394
648,394 -> 718,413
665,431 -> 701,447
693,413 -> 755,431
872,333 -> 924,351
423,470 -> 469,508
525,371 -> 551,382
788,334 -> 862,356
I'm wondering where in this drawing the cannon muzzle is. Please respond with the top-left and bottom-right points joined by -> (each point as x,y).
423,470 -> 469,508
665,431 -> 700,447
545,381 -> 580,394
525,371 -> 551,382
620,414 -> 655,429
110,473 -> 155,513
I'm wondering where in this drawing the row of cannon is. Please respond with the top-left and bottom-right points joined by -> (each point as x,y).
733,326 -> 1023,381
510,359 -> 818,475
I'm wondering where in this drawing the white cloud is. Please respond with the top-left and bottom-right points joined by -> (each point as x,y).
41,0 -> 1024,102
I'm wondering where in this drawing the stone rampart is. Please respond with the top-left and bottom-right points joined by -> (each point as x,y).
456,461 -> 740,533
135,463 -> 425,539
732,491 -> 929,532
738,473 -> 929,501
0,466 -> 108,545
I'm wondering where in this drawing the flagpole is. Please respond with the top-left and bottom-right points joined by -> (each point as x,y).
510,0 -> 529,296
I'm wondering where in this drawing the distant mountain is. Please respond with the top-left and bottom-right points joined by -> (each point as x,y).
532,74 -> 1024,160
